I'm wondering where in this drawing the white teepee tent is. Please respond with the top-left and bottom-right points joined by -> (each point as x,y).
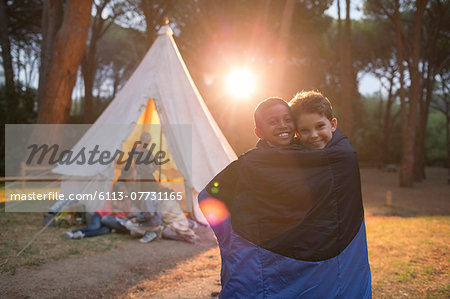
53,24 -> 236,219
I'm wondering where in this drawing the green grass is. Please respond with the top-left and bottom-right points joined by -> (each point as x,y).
366,216 -> 450,298
0,209 -> 129,275
24,257 -> 43,267
1,184 -> 449,297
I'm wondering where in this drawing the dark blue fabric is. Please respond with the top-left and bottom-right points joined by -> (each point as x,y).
206,129 -> 364,261
199,190 -> 371,298
201,129 -> 371,297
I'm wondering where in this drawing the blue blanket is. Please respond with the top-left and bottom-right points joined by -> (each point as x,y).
199,129 -> 371,298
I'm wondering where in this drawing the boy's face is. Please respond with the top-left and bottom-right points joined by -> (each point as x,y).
296,113 -> 337,149
255,103 -> 295,146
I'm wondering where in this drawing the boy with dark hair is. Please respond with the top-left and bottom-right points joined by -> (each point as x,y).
253,97 -> 295,147
199,92 -> 371,298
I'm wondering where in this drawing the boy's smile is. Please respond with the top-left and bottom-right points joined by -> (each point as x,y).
255,103 -> 295,146
296,113 -> 337,149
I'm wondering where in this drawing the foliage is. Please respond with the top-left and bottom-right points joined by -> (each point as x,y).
0,84 -> 38,176
352,94 -> 402,165
353,93 -> 447,167
176,0 -> 335,99
4,0 -> 42,43
1,0 -> 448,169
0,84 -> 37,124
1,0 -> 42,89
426,111 -> 447,166
95,22 -> 147,98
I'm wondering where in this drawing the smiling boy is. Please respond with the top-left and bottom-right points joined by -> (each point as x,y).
199,92 -> 371,298
254,97 -> 295,147
289,90 -> 337,149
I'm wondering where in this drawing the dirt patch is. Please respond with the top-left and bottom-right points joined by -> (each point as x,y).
1,167 -> 449,298
122,247 -> 221,299
0,226 -> 219,298
361,167 -> 450,216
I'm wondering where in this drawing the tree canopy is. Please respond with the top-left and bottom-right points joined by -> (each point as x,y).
1,0 -> 449,186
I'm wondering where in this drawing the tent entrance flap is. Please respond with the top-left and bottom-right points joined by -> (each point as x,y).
115,98 -> 190,212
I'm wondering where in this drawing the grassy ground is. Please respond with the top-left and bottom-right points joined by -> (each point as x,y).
366,216 -> 449,298
1,168 -> 449,297
0,202 -> 129,275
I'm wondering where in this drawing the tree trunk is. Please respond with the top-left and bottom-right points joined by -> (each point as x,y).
414,63 -> 434,181
81,0 -> 113,123
377,93 -> 384,167
413,0 -> 444,182
112,66 -> 120,98
339,0 -> 354,136
0,0 -> 14,92
395,0 -> 409,187
81,24 -> 100,123
380,75 -> 395,167
81,55 -> 95,122
447,113 -> 450,184
397,0 -> 428,187
441,76 -> 450,184
37,0 -> 93,124
0,0 -> 17,121
141,0 -> 166,48
141,0 -> 155,49
37,0 -> 64,113
336,0 -> 342,111
273,0 -> 295,94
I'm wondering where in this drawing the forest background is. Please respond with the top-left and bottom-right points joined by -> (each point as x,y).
1,0 -> 449,188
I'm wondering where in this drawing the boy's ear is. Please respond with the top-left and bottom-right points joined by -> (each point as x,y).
254,127 -> 262,138
331,118 -> 337,132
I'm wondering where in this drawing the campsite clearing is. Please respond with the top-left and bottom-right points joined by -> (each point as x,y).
1,167 -> 449,298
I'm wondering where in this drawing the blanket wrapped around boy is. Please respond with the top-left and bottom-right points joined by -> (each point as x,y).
198,129 -> 371,298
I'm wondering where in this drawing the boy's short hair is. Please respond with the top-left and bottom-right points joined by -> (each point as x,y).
288,91 -> 333,121
254,97 -> 290,128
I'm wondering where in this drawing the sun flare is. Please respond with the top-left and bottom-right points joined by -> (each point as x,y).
226,69 -> 256,99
